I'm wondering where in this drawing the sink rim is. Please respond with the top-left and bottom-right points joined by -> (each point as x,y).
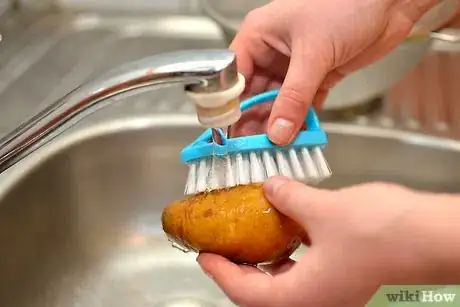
1,114 -> 460,199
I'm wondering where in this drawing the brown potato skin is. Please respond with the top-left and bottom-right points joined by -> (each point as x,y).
162,184 -> 305,265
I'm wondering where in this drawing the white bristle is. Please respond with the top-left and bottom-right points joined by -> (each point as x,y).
236,152 -> 250,185
184,162 -> 197,195
311,147 -> 332,178
225,154 -> 236,188
275,150 -> 294,178
262,150 -> 278,177
209,155 -> 227,190
184,147 -> 332,195
300,147 -> 320,180
288,148 -> 305,181
196,158 -> 209,193
249,151 -> 265,183
209,157 -> 219,190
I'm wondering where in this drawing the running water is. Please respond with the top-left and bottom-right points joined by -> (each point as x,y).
167,237 -> 192,253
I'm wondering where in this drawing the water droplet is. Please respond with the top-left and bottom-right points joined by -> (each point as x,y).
168,237 -> 192,253
263,208 -> 272,214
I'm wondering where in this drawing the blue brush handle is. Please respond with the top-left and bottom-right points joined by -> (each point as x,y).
181,89 -> 327,163
191,89 -> 320,143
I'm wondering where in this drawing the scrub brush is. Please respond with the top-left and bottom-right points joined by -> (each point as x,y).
181,89 -> 332,196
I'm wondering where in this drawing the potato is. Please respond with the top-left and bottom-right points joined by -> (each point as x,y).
161,183 -> 306,265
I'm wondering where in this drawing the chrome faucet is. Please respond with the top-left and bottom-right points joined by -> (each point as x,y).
0,49 -> 242,173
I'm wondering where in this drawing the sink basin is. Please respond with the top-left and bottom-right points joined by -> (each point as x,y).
1,115 -> 460,307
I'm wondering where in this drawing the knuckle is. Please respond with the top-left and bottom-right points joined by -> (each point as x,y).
278,87 -> 309,112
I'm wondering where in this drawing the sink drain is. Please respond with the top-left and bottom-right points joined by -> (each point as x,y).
154,297 -> 218,307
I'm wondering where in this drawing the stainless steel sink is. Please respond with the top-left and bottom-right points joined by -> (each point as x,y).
1,114 -> 460,307
1,4 -> 460,307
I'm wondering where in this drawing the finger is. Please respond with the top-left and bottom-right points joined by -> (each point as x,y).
267,79 -> 282,91
246,73 -> 270,97
197,253 -> 276,306
258,258 -> 296,276
267,42 -> 331,145
229,33 -> 255,85
230,9 -> 283,95
263,176 -> 338,230
312,89 -> 330,110
229,101 -> 272,137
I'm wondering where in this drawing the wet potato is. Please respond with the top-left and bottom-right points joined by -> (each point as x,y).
162,184 -> 306,265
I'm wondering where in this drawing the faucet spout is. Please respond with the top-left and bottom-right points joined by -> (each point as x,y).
0,49 -> 240,173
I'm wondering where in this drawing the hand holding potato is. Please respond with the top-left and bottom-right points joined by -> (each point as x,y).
197,177 -> 460,307
162,184 -> 306,265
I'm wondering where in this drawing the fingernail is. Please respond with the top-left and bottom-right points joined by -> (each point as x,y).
265,176 -> 289,197
269,118 -> 295,144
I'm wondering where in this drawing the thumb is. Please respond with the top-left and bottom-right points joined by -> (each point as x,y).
264,176 -> 336,230
267,43 -> 331,145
